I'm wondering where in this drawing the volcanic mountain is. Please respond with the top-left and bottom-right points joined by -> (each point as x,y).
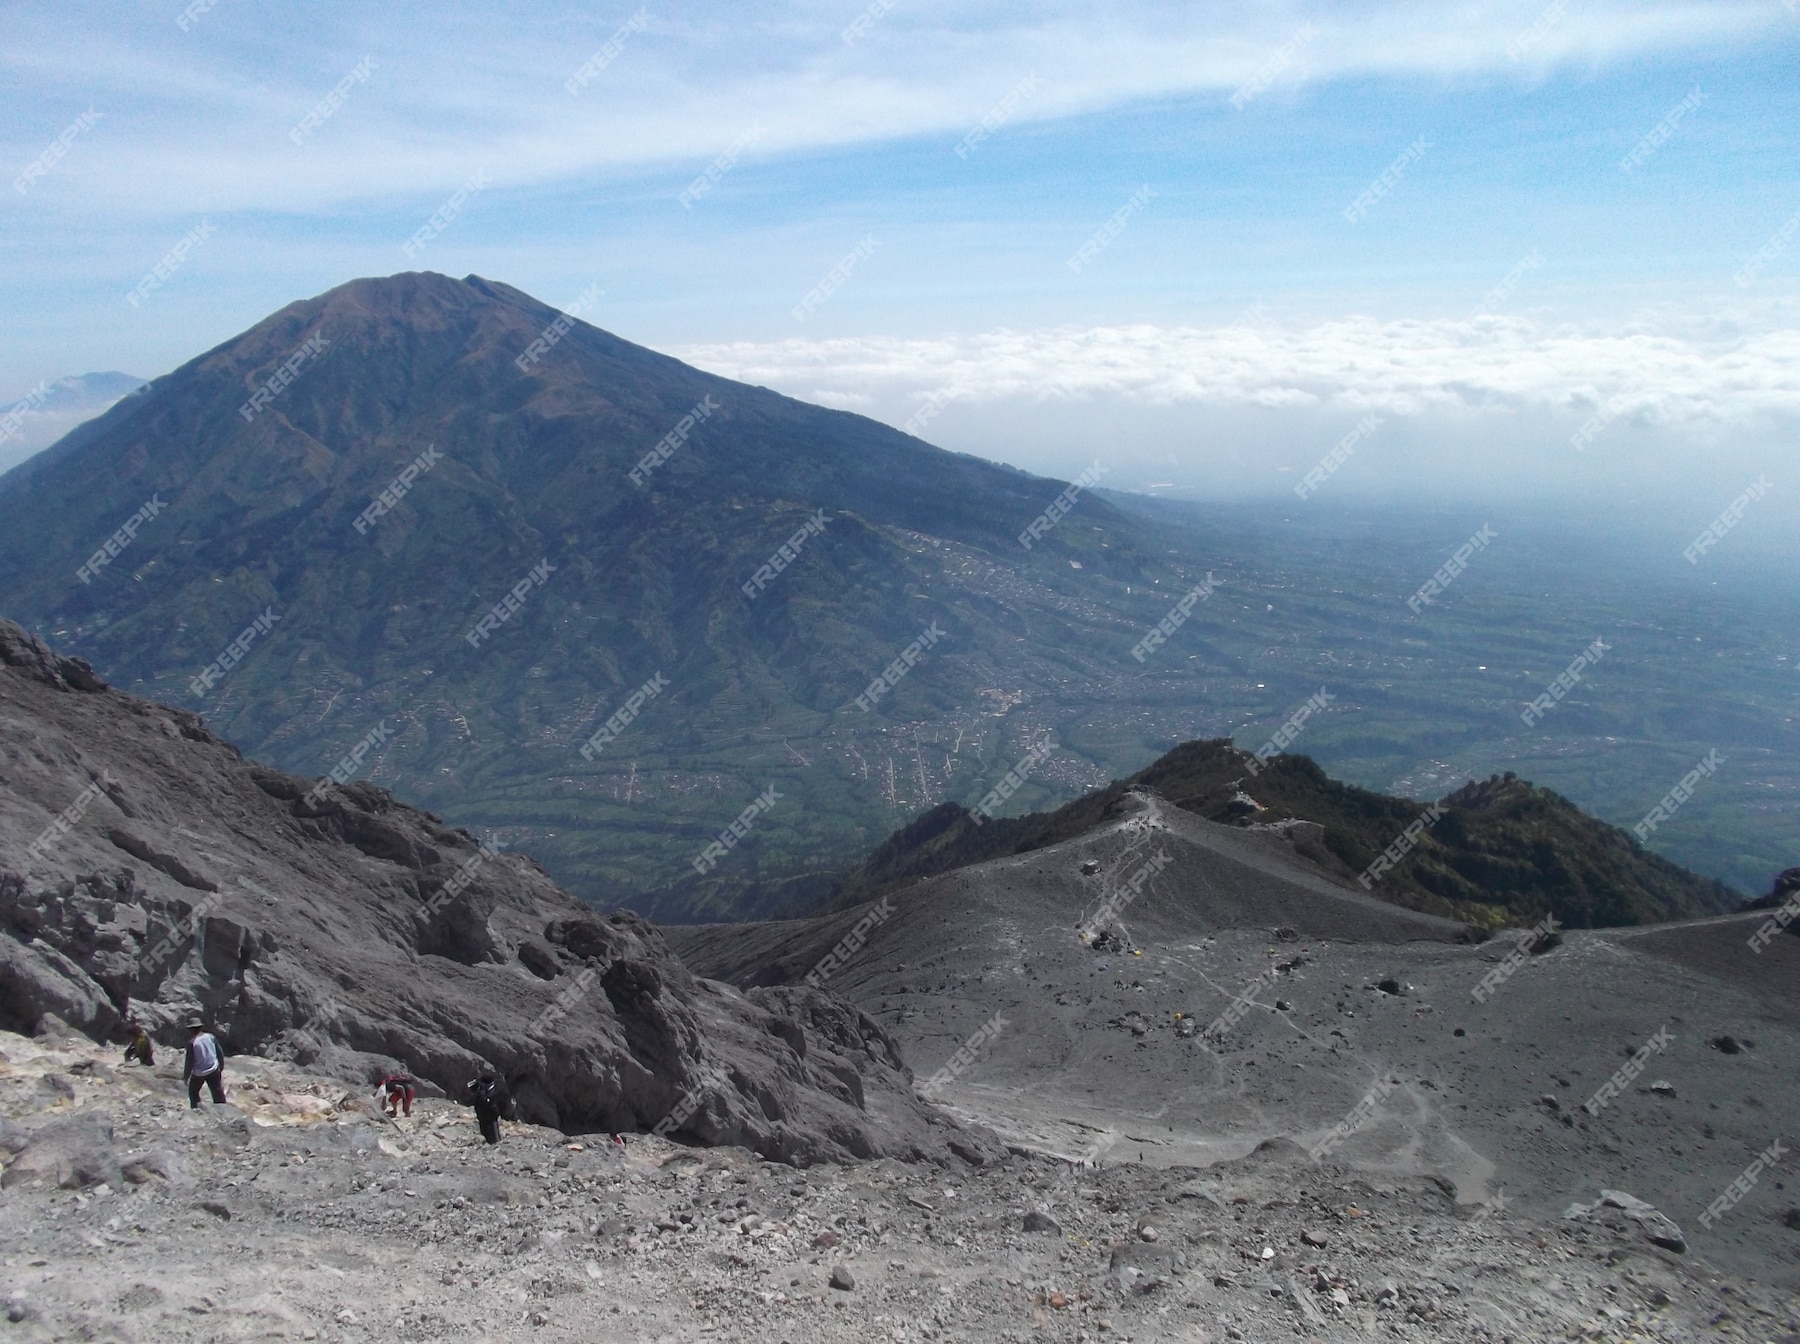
0,273 -> 1177,919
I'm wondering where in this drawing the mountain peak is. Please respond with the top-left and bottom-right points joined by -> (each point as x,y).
0,273 -> 1146,917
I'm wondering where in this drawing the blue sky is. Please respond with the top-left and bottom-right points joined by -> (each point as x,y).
3,2 -> 1796,504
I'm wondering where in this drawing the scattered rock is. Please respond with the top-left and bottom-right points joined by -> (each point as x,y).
812,1229 -> 839,1248
1650,1080 -> 1676,1096
1377,979 -> 1402,996
117,1285 -> 163,1312
1021,1210 -> 1061,1234
199,1199 -> 232,1220
1565,1189 -> 1686,1253
828,1265 -> 855,1292
1301,1228 -> 1329,1248
1110,1239 -> 1185,1286
1710,1035 -> 1744,1055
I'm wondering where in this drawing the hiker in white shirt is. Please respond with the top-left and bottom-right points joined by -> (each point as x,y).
183,1017 -> 227,1108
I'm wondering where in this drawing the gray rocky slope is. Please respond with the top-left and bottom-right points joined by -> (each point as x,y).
673,791 -> 1800,1292
0,618 -> 997,1167
3,1029 -> 1798,1344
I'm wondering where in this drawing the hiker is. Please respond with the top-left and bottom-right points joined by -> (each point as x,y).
122,1019 -> 154,1067
183,1017 -> 226,1107
466,1074 -> 509,1145
375,1071 -> 415,1118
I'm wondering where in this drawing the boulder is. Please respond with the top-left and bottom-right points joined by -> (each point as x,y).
119,1149 -> 190,1186
0,939 -> 117,1040
1,1112 -> 123,1191
1564,1189 -> 1686,1253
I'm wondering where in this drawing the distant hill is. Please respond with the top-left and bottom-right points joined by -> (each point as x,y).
783,738 -> 1741,929
0,372 -> 145,475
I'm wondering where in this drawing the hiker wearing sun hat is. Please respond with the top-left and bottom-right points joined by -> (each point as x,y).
182,1017 -> 227,1108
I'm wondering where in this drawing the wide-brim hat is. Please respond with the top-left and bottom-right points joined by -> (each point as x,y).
185,1017 -> 206,1030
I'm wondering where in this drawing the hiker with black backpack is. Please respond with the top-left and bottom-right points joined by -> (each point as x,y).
466,1073 -> 509,1144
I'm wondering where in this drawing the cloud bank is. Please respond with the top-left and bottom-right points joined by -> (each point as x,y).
675,312 -> 1799,501
677,313 -> 1800,428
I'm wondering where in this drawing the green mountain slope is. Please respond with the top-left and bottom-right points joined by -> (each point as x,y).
0,273 -> 1173,918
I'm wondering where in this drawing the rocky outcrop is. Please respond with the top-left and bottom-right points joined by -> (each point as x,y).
0,619 -> 997,1167
1564,1189 -> 1688,1253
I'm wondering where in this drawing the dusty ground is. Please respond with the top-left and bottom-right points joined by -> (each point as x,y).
3,1029 -> 1798,1344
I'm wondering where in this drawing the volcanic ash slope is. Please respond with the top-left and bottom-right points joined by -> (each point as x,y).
674,790 -> 1800,1289
1,1028 -> 1796,1343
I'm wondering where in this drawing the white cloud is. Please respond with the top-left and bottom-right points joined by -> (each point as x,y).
1,2 -> 1782,216
674,310 -> 1800,502
675,313 -> 1800,427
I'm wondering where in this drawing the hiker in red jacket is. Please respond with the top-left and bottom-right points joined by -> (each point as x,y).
183,1018 -> 226,1107
375,1072 -> 415,1118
